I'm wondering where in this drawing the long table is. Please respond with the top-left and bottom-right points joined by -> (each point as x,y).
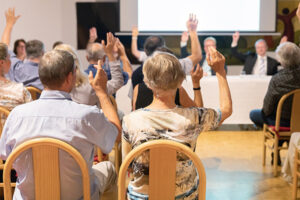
116,75 -> 272,124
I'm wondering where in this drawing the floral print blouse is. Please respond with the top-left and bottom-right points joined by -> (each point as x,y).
122,106 -> 221,200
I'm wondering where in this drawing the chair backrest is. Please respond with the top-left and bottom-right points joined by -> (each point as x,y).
3,138 -> 91,200
0,106 -> 10,137
275,89 -> 300,132
26,86 -> 42,100
118,140 -> 206,200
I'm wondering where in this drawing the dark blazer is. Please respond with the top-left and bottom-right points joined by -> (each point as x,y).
180,46 -> 227,75
231,46 -> 279,75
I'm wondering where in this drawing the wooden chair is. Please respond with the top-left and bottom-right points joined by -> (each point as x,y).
96,95 -> 121,173
293,147 -> 300,200
262,89 -> 300,176
26,86 -> 42,100
118,140 -> 206,200
3,138 -> 91,200
0,106 -> 10,137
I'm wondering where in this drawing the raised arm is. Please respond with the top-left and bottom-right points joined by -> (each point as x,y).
131,26 -> 144,60
88,59 -> 121,142
297,2 -> 300,22
230,31 -> 248,62
102,33 -> 124,95
190,64 -> 204,107
116,38 -> 133,78
1,8 -> 20,46
207,46 -> 232,124
186,14 -> 202,66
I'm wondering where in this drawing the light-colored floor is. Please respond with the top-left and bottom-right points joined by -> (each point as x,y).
196,131 -> 291,200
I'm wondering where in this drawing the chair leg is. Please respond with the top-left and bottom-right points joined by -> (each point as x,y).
114,143 -> 120,174
293,149 -> 299,200
273,136 -> 279,176
262,124 -> 267,166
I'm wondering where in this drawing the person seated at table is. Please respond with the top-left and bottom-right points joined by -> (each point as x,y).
181,36 -> 227,76
250,42 -> 300,164
133,47 -> 204,110
231,31 -> 280,75
122,47 -> 232,199
0,49 -> 121,200
13,39 -> 26,61
0,42 -> 32,125
54,33 -> 124,106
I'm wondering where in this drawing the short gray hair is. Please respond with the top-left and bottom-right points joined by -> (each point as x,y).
0,42 -> 8,60
255,39 -> 267,48
204,37 -> 217,45
276,42 -> 300,69
39,50 -> 74,88
26,40 -> 44,59
86,43 -> 105,62
143,52 -> 186,90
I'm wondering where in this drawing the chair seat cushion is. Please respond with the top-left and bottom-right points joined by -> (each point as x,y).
268,125 -> 290,132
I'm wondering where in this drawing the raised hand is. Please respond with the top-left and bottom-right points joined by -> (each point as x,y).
181,31 -> 189,43
132,26 -> 139,37
101,32 -> 117,56
232,31 -> 240,43
116,38 -> 126,57
297,2 -> 300,22
5,8 -> 20,26
186,14 -> 198,32
89,60 -> 107,94
89,27 -> 98,43
280,35 -> 288,44
190,64 -> 203,84
206,46 -> 226,74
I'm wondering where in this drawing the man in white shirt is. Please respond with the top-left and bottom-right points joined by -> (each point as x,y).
231,31 -> 279,75
0,47 -> 121,200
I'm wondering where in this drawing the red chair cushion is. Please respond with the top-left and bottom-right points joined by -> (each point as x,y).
268,125 -> 290,132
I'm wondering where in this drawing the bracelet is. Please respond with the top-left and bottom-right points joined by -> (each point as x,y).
193,87 -> 201,90
132,36 -> 137,40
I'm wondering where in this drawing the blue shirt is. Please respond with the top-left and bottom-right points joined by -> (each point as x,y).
0,90 -> 118,200
8,51 -> 43,90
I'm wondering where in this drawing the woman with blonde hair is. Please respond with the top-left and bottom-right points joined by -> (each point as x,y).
54,33 -> 123,105
122,47 -> 232,199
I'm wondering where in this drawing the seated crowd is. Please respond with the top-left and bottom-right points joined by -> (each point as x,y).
0,3 -> 299,200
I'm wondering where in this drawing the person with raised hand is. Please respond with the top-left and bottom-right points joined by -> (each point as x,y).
115,38 -> 133,77
231,31 -> 279,75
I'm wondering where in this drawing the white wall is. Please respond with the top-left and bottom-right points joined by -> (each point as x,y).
0,0 -> 115,69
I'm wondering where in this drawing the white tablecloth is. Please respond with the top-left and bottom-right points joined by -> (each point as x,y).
116,75 -> 272,124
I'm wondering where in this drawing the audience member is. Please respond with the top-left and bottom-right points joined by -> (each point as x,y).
0,42 -> 31,126
181,36 -> 228,75
0,49 -> 121,200
85,27 -> 132,82
132,47 -> 204,110
231,31 -> 280,75
13,39 -> 26,61
122,48 -> 232,199
1,8 -> 44,90
55,33 -> 124,105
131,14 -> 202,90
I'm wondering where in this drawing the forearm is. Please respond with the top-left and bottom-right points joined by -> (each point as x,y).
192,81 -> 203,107
120,56 -> 133,78
131,38 -> 141,59
1,24 -> 13,46
216,70 -> 232,123
188,31 -> 202,66
106,61 -> 124,95
96,92 -> 121,142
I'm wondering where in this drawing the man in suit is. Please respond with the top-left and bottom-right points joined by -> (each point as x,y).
181,36 -> 227,75
231,31 -> 279,75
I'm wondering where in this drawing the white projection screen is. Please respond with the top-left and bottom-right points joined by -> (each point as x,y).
120,0 -> 276,33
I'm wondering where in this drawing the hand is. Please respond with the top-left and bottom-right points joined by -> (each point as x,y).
116,38 -> 126,57
232,31 -> 240,43
5,8 -> 20,26
206,46 -> 226,74
186,14 -> 198,32
89,27 -> 98,43
89,60 -> 108,95
101,32 -> 117,56
181,31 -> 189,43
190,64 -> 203,84
132,26 -> 139,37
297,2 -> 300,22
280,35 -> 288,44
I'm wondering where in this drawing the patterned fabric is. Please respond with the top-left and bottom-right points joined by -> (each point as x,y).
263,66 -> 300,120
122,106 -> 221,200
0,79 -> 31,126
